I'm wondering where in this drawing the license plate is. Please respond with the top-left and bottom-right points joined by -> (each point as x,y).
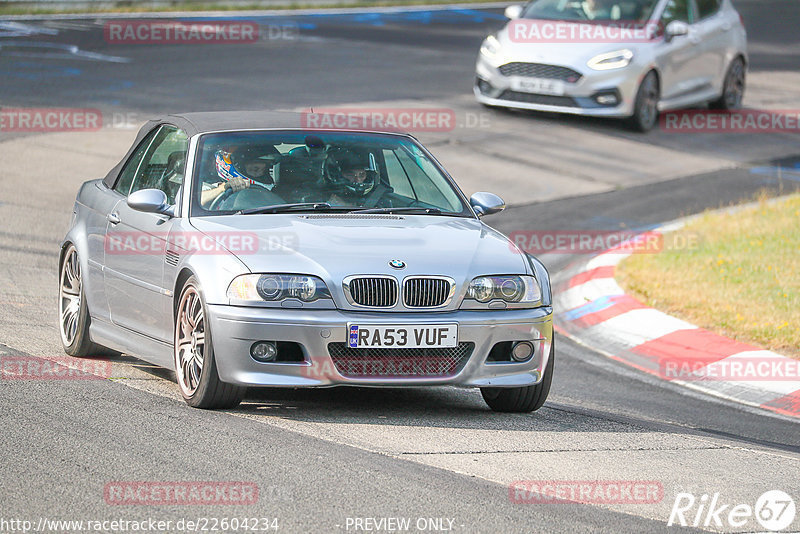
347,324 -> 458,349
509,77 -> 566,96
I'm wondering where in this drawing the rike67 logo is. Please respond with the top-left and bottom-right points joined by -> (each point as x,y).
668,490 -> 796,531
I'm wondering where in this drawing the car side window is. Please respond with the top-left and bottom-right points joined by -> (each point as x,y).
661,0 -> 694,25
128,125 -> 189,205
114,129 -> 158,196
695,0 -> 721,19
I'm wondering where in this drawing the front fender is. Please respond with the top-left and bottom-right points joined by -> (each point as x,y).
169,222 -> 251,306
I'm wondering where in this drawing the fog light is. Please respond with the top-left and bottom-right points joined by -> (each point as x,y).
511,341 -> 534,362
476,77 -> 493,95
595,93 -> 619,105
251,341 -> 278,362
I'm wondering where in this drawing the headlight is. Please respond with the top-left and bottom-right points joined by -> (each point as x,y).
480,35 -> 501,58
587,49 -> 634,71
227,274 -> 331,303
462,275 -> 541,309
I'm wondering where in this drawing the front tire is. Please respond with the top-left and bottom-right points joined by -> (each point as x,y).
710,57 -> 745,110
175,276 -> 245,409
628,71 -> 660,132
481,338 -> 555,413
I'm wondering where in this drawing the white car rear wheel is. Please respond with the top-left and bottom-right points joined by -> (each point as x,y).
710,57 -> 745,110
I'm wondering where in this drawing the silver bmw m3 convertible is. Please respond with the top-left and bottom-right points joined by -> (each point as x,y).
59,111 -> 554,412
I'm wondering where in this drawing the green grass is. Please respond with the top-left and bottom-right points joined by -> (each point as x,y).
617,192 -> 800,358
0,0 -> 499,16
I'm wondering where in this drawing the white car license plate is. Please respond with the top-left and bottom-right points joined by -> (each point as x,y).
347,324 -> 458,349
510,77 -> 566,96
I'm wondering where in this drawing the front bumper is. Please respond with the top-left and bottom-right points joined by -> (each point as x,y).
207,304 -> 553,388
475,55 -> 640,117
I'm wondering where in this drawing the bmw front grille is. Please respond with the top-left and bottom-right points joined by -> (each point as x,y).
343,276 -> 455,309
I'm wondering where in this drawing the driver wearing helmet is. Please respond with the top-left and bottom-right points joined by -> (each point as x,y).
324,149 -> 378,205
201,145 -> 281,207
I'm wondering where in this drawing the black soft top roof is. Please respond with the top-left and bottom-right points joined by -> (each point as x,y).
102,110 -> 408,188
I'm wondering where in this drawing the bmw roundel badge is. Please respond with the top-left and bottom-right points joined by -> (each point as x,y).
389,259 -> 406,269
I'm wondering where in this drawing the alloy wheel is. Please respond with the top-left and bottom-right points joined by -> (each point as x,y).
175,285 -> 205,396
638,74 -> 659,129
59,246 -> 82,347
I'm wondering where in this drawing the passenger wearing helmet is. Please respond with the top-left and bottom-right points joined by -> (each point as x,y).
324,149 -> 378,205
201,145 -> 281,207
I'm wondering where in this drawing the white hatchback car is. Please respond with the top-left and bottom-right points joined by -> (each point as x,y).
475,0 -> 747,130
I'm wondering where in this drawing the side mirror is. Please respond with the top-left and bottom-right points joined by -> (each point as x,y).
665,20 -> 689,42
127,189 -> 174,217
470,192 -> 505,217
504,4 -> 523,19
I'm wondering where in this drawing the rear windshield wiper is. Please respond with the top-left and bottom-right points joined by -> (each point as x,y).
239,203 -> 337,215
351,207 -> 443,215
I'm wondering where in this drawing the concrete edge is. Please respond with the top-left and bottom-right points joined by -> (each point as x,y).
551,199 -> 800,421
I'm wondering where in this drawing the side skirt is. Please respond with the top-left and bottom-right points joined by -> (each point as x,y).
90,316 -> 174,370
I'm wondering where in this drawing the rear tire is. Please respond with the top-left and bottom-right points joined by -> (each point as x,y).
710,57 -> 745,110
59,244 -> 106,357
481,338 -> 555,413
628,71 -> 660,132
175,276 -> 245,409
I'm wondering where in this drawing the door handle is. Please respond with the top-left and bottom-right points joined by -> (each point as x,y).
107,211 -> 121,225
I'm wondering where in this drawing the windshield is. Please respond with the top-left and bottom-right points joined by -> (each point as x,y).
191,131 -> 471,217
522,0 -> 660,21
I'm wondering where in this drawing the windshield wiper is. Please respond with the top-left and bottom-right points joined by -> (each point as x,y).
351,207 -> 443,215
238,203 -> 335,215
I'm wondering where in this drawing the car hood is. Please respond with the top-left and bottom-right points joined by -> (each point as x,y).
495,21 -> 652,65
189,214 -> 530,285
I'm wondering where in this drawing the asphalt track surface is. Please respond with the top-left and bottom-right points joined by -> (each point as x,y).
1,2 -> 799,532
